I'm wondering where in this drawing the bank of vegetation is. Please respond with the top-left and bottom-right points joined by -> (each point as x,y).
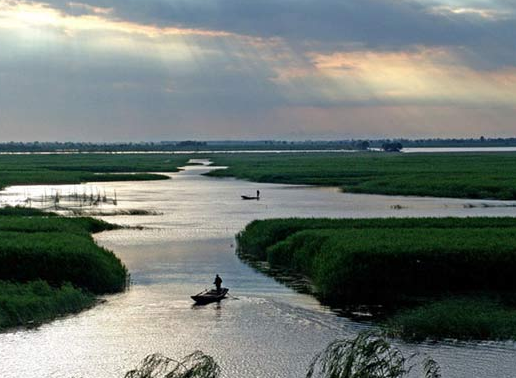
0,153 -> 190,190
208,152 -> 516,200
237,217 -> 516,340
3,137 -> 516,153
0,207 -> 126,330
386,297 -> 516,341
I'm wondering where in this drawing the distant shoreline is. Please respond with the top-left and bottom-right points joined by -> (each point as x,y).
2,146 -> 516,155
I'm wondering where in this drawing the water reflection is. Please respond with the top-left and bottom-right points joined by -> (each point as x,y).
1,162 -> 516,378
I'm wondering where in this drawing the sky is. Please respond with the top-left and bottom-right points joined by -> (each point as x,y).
0,0 -> 515,141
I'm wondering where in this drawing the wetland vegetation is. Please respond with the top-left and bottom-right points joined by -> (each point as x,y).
386,297 -> 516,341
237,217 -> 516,340
0,153 -> 190,190
208,152 -> 516,200
4,152 -> 516,343
125,332 -> 441,378
0,280 -> 95,330
0,154 -> 192,330
0,207 -> 126,330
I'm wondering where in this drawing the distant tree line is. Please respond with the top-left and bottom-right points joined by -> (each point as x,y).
175,141 -> 207,147
381,142 -> 403,152
0,137 -> 515,152
372,137 -> 516,148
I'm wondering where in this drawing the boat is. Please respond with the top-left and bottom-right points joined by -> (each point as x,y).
191,288 -> 229,305
241,195 -> 259,200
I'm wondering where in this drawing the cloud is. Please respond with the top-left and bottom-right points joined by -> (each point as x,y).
27,0 -> 515,67
0,0 -> 515,141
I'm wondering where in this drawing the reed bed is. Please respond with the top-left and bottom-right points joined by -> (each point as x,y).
0,215 -> 118,235
386,297 -> 516,341
0,208 -> 127,330
238,218 -> 516,302
237,217 -> 516,339
0,280 -> 95,329
267,227 -> 516,302
208,152 -> 516,200
0,231 -> 126,294
0,206 -> 56,216
0,154 -> 190,190
237,217 -> 516,261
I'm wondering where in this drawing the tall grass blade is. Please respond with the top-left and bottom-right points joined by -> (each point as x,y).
124,351 -> 220,378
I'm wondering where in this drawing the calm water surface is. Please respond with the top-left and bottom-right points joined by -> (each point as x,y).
1,162 -> 516,377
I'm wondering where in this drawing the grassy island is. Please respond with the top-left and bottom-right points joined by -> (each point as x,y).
0,207 -> 126,330
237,217 -> 516,341
208,152 -> 516,200
0,154 -> 190,189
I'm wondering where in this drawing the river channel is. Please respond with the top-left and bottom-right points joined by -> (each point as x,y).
1,161 -> 516,378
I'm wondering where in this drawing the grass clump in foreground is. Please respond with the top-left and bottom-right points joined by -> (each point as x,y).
125,351 -> 220,378
306,332 -> 441,378
237,217 -> 516,340
207,152 -> 516,200
0,207 -> 127,330
125,332 -> 441,378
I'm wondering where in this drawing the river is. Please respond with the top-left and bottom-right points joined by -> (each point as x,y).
1,161 -> 516,378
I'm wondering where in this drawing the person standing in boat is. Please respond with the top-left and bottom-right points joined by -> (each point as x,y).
256,190 -> 260,200
214,274 -> 223,293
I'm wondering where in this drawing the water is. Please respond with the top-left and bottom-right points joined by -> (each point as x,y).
1,162 -> 516,377
1,146 -> 516,155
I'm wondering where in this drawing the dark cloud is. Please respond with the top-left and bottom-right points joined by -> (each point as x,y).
36,1 -> 513,41
35,0 -> 516,69
1,0 -> 515,141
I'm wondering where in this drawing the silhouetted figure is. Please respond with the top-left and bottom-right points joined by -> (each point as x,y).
214,274 -> 223,293
257,190 -> 260,199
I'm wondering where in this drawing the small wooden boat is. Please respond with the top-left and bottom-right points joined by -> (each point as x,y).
191,288 -> 229,305
241,195 -> 259,200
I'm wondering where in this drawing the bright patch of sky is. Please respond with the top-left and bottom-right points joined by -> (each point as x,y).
0,0 -> 515,141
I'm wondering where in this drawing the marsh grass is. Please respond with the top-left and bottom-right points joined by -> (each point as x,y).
237,218 -> 516,302
386,297 -> 516,341
236,218 -> 516,260
125,333 -> 440,378
0,280 -> 95,329
124,351 -> 220,378
269,227 -> 516,302
207,152 -> 516,200
0,231 -> 127,294
0,214 -> 126,294
306,332 -> 409,378
0,206 -> 56,216
0,210 -> 127,330
237,217 -> 516,340
0,154 -> 190,190
0,215 -> 118,234
306,332 -> 442,378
